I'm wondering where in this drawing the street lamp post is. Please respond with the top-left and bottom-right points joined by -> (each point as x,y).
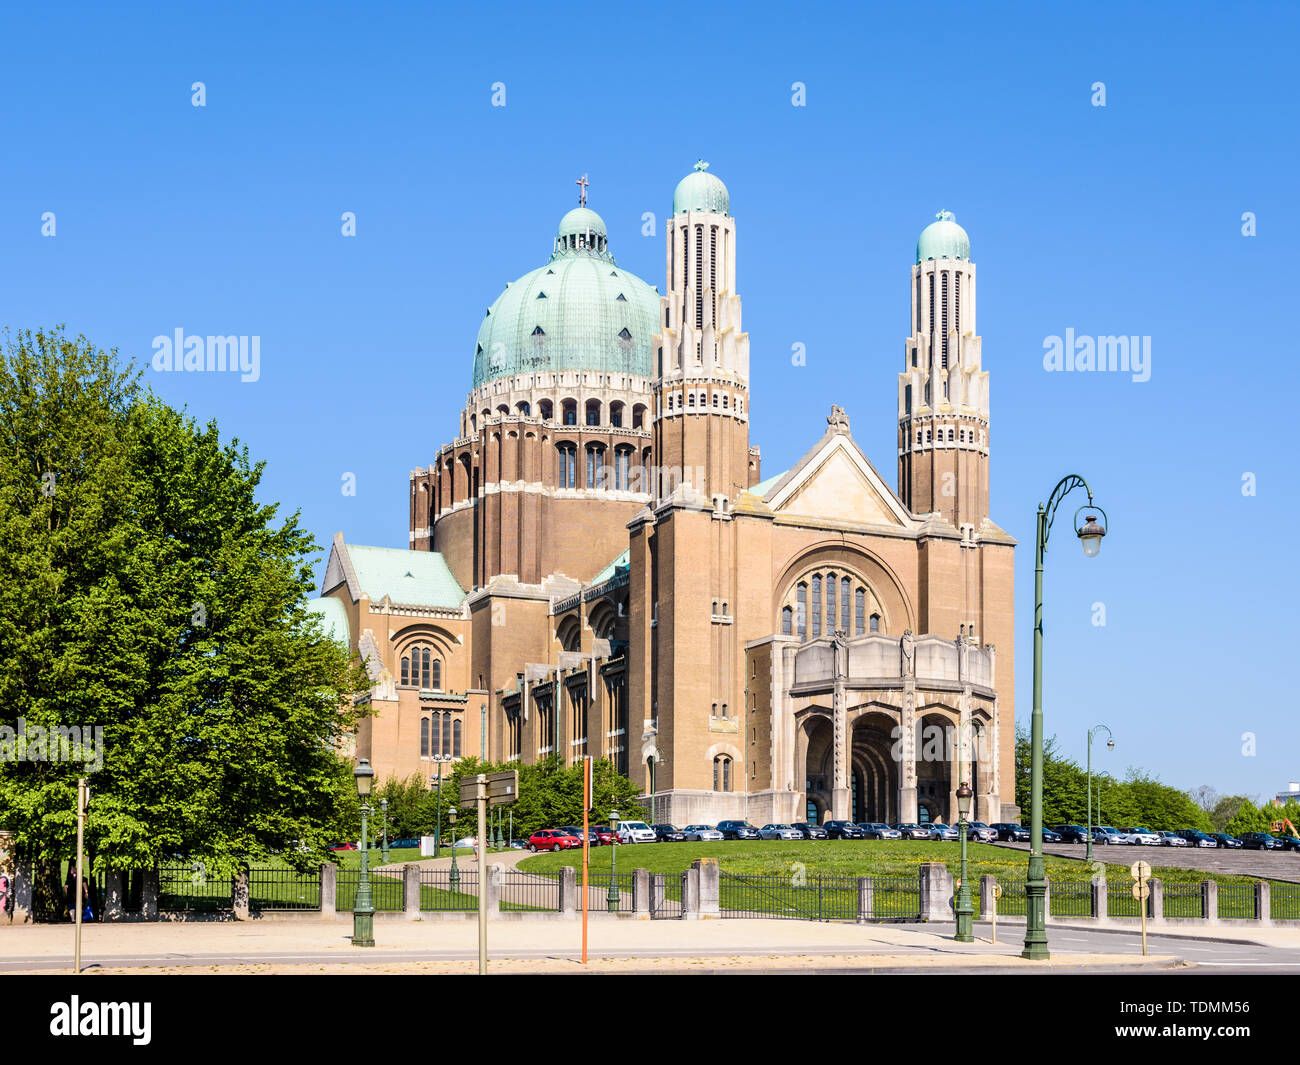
1086,725 -> 1116,863
1023,476 -> 1108,961
430,756 -> 449,858
955,780 -> 974,942
448,806 -> 460,893
607,809 -> 620,912
380,797 -> 389,863
353,759 -> 376,947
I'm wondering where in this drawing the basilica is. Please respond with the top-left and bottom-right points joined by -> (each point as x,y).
310,164 -> 1018,827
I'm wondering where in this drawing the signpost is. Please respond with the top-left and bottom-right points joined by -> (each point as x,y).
581,757 -> 592,964
1130,860 -> 1151,956
74,778 -> 88,974
991,883 -> 1002,945
459,771 -> 519,974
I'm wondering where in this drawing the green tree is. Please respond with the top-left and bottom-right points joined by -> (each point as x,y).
1224,799 -> 1271,837
0,327 -> 369,911
1209,794 -> 1253,831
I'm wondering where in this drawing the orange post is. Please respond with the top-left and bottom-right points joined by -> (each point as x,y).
582,756 -> 590,963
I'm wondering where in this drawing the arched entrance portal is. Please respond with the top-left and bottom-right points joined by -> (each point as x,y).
800,714 -> 833,823
849,713 -> 898,823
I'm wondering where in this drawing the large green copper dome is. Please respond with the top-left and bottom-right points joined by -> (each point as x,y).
916,210 -> 971,264
672,161 -> 730,215
472,206 -> 660,389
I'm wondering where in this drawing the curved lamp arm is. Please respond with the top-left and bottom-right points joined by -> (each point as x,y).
1041,474 -> 1094,549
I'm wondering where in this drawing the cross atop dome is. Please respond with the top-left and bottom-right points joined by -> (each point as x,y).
576,173 -> 589,207
694,159 -> 709,172
936,209 -> 955,222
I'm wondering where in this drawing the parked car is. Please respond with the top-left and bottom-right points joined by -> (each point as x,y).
559,826 -> 599,845
1040,826 -> 1063,843
329,842 -> 358,851
1119,826 -> 1162,846
966,821 -> 998,843
858,822 -> 902,840
683,824 -> 724,842
616,820 -> 658,844
892,823 -> 930,840
1053,824 -> 1090,844
824,820 -> 867,840
1176,829 -> 1219,848
452,836 -> 477,850
992,822 -> 1030,842
388,837 -> 420,849
1278,835 -> 1300,852
508,839 -> 528,850
1210,833 -> 1243,849
1093,826 -> 1125,846
1157,831 -> 1188,847
653,824 -> 686,843
716,820 -> 762,841
759,824 -> 805,841
928,823 -> 959,841
791,822 -> 828,840
1241,832 -> 1283,850
527,829 -> 580,852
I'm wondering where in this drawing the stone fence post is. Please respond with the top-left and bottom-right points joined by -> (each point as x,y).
484,863 -> 502,919
141,867 -> 159,920
979,874 -> 996,919
404,864 -> 421,919
1148,877 -> 1163,922
857,876 -> 874,922
1255,881 -> 1271,925
650,874 -> 667,917
693,859 -> 719,919
1091,876 -> 1107,920
12,858 -> 33,923
1202,880 -> 1217,923
559,865 -> 577,916
1043,877 -> 1052,923
104,870 -> 126,921
321,864 -> 337,918
232,863 -> 251,920
682,865 -> 701,918
918,862 -> 953,921
632,869 -> 650,918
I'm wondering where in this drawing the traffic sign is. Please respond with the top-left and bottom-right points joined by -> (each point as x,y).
1129,860 -> 1151,881
1132,882 -> 1151,901
487,769 -> 518,807
459,775 -> 485,806
992,884 -> 1003,900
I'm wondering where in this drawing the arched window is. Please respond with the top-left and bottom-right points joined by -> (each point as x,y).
870,613 -> 881,633
841,577 -> 851,631
713,755 -> 732,792
430,713 -> 442,757
810,574 -> 822,638
401,644 -> 439,688
453,719 -> 462,758
401,656 -> 410,686
855,589 -> 866,635
610,403 -> 624,428
826,571 -> 837,631
585,400 -> 601,426
441,714 -> 451,758
557,444 -> 576,489
562,400 -> 577,426
431,659 -> 441,690
420,717 -> 430,757
516,401 -> 531,416
797,583 -> 808,641
614,447 -> 631,491
586,444 -> 605,489
782,605 -> 793,635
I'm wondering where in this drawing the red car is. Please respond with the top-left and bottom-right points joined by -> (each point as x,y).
527,829 -> 581,852
590,826 -> 620,846
329,842 -> 358,851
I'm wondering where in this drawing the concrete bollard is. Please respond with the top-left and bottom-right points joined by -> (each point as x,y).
857,876 -> 874,923
321,864 -> 337,918
980,874 -> 996,919
104,870 -> 126,922
1202,880 -> 1217,923
1091,876 -> 1107,920
1256,881 -> 1270,925
632,868 -> 651,918
404,864 -> 421,920
485,863 -> 503,919
1148,877 -> 1163,923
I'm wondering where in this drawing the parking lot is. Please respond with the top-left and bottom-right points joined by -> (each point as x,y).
990,840 -> 1300,881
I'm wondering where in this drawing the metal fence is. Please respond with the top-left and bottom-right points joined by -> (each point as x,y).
1106,882 -> 1143,918
158,863 -> 234,912
1161,882 -> 1203,919
1216,883 -> 1258,920
868,876 -> 923,919
719,873 -> 868,921
417,869 -> 478,911
578,872 -> 635,913
1047,880 -> 1093,918
650,873 -> 685,919
496,871 -> 559,912
994,879 -> 1028,916
336,869 -> 405,911
249,865 -> 321,912
1271,884 -> 1300,921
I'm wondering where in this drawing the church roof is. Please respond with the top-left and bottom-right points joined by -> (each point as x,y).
325,539 -> 466,609
749,469 -> 788,499
471,203 -> 660,389
590,548 -> 629,585
916,210 -> 971,264
673,161 -> 730,215
306,596 -> 350,645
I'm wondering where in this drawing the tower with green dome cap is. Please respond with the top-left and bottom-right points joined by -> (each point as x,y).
652,160 -> 757,504
898,210 -> 990,529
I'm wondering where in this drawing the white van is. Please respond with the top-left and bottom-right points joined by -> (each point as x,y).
617,820 -> 656,844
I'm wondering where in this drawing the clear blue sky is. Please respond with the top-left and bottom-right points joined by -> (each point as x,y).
2,2 -> 1295,802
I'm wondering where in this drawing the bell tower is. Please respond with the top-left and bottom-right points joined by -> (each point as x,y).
652,162 -> 754,503
898,211 -> 990,530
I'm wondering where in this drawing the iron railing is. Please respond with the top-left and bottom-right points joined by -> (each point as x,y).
1047,880 -> 1093,918
158,862 -> 234,912
1271,883 -> 1300,921
650,872 -> 685,918
994,879 -> 1028,917
1161,882 -> 1203,919
249,865 -> 321,911
1216,883 -> 1258,920
868,876 -> 923,919
336,869 -> 405,911
719,873 -> 868,921
496,871 -> 559,912
418,869 -> 479,911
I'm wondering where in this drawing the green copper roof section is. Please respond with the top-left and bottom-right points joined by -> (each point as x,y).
472,205 -> 660,389
916,210 -> 971,264
306,597 -> 350,646
672,160 -> 730,216
346,544 -> 466,608
590,548 -> 629,586
749,469 -> 788,499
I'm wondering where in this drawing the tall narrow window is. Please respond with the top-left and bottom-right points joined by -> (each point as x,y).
442,714 -> 451,758
453,719 -> 462,758
855,589 -> 866,635
421,648 -> 431,687
420,717 -> 430,757
558,444 -> 576,488
431,659 -> 442,690
811,575 -> 822,638
695,226 -> 704,328
826,572 -> 837,631
782,605 -> 793,636
955,272 -> 961,342
797,583 -> 808,641
614,447 -> 631,491
841,577 -> 851,632
431,713 -> 442,757
941,271 -> 949,369
709,226 -> 717,327
401,656 -> 410,686
870,613 -> 881,633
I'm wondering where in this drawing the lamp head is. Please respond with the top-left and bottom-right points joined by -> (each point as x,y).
448,806 -> 457,826
1107,739 -> 1115,750
1077,513 -> 1106,558
354,758 -> 375,799
956,780 -> 973,820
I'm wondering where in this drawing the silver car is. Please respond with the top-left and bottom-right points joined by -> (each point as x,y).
683,824 -> 724,841
965,821 -> 998,843
928,823 -> 959,841
759,824 -> 804,841
1120,826 -> 1162,846
1158,831 -> 1188,847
